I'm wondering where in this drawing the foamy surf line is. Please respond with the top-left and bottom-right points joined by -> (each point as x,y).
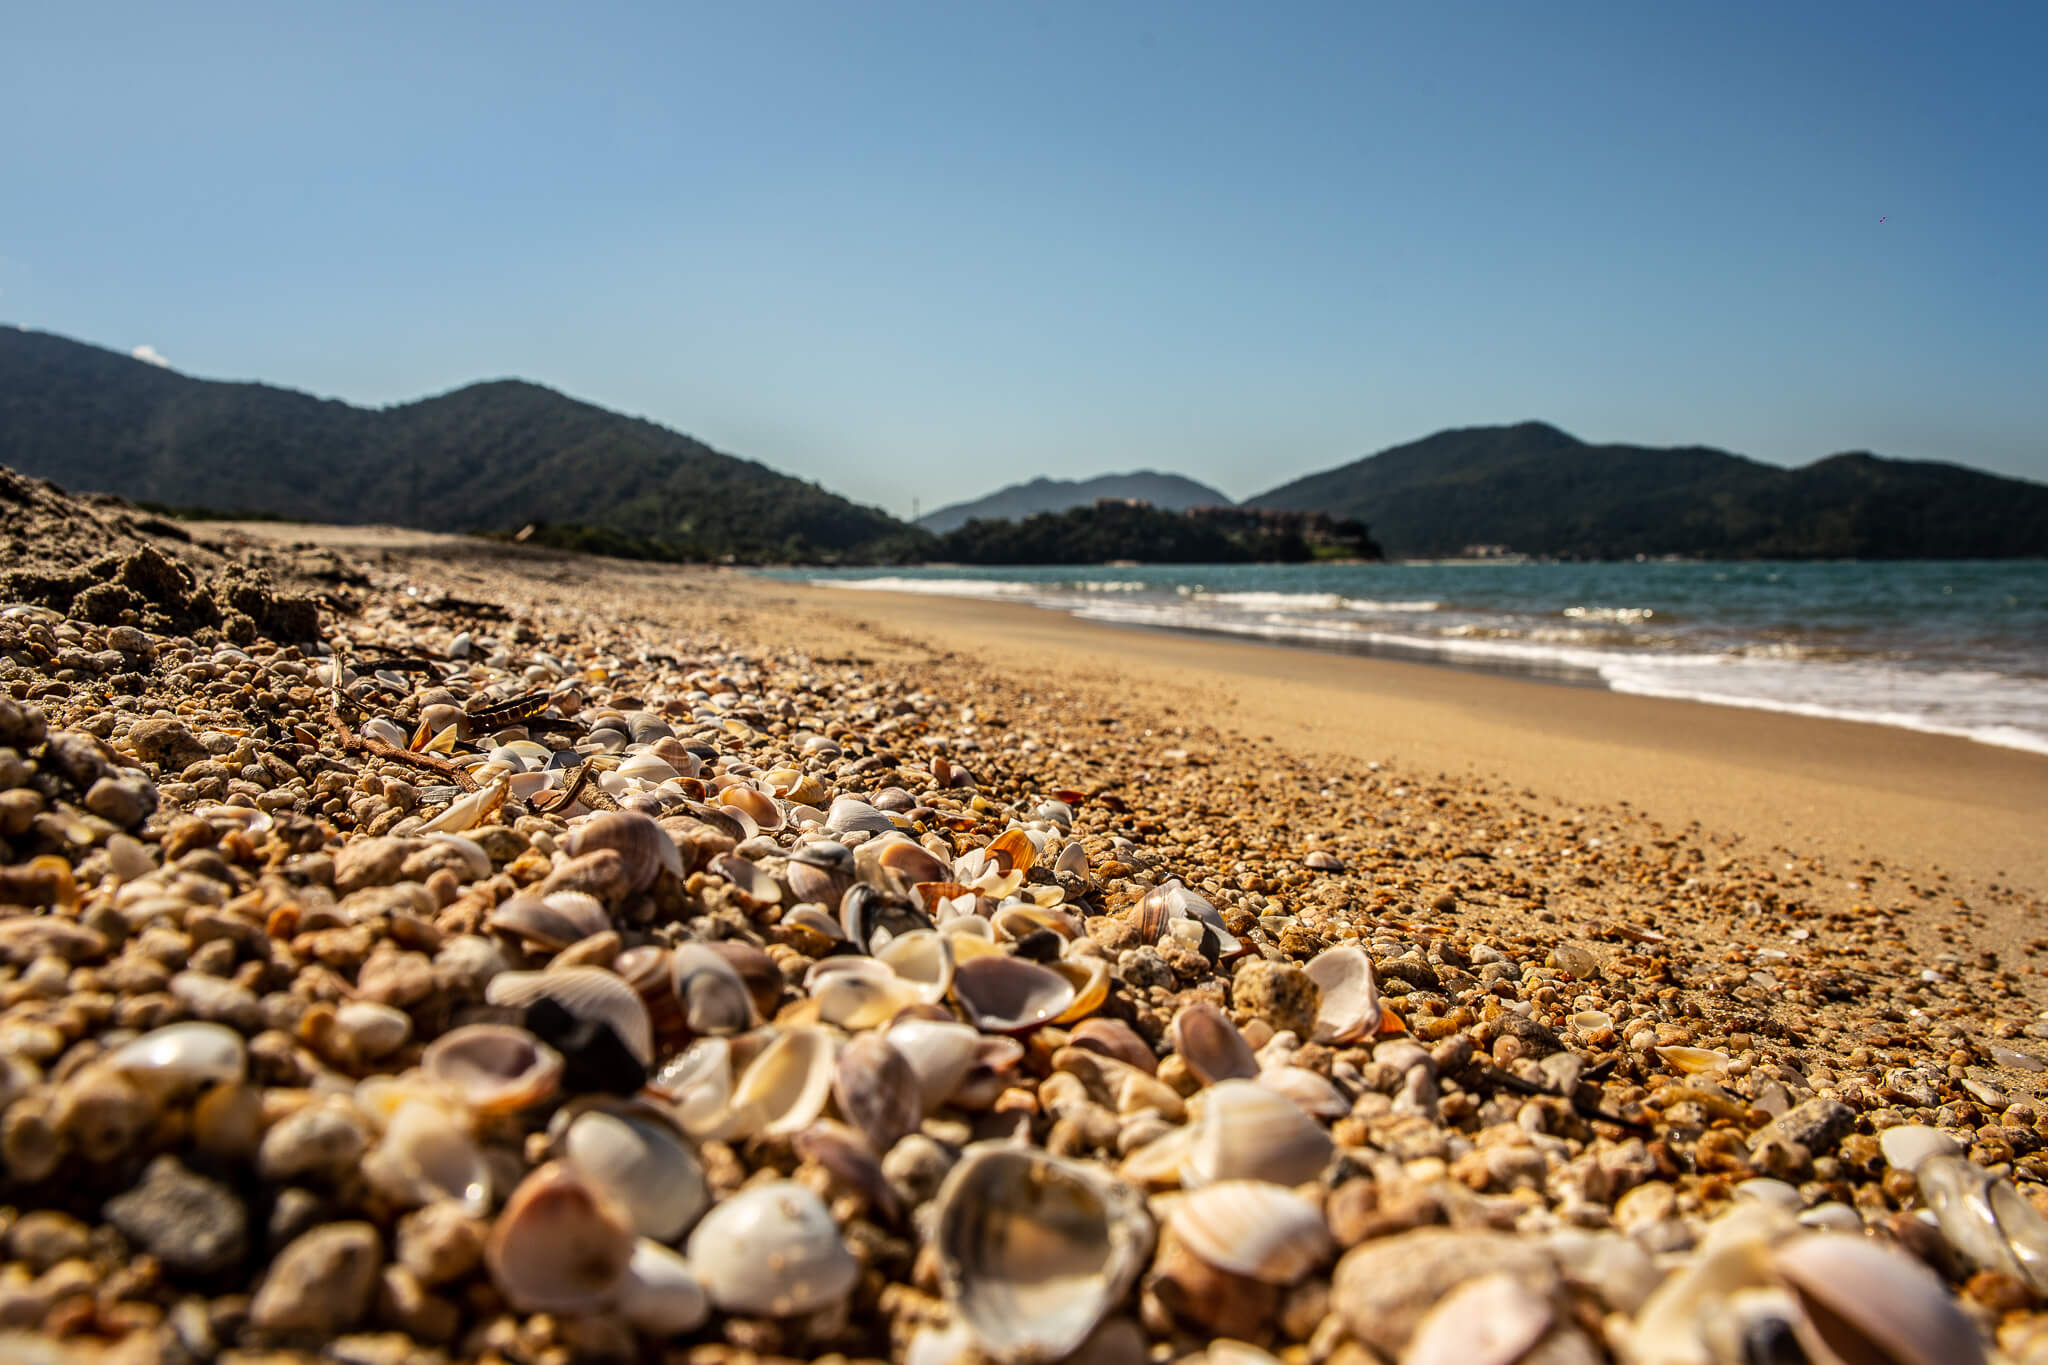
803,574 -> 2048,757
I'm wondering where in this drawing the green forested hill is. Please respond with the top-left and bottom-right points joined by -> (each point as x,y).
0,329 -> 919,560
1245,422 -> 2048,559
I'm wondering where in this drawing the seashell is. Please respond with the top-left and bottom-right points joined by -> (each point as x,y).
423,832 -> 492,881
1567,1010 -> 1615,1045
616,1238 -> 710,1337
421,776 -> 509,833
1304,849 -> 1345,873
784,904 -> 847,943
933,1144 -> 1154,1362
1054,840 -> 1090,882
1170,1003 -> 1259,1086
1552,941 -> 1599,979
1182,1080 -> 1333,1188
1144,881 -> 1244,959
885,1018 -> 984,1113
1880,1124 -> 1962,1174
615,752 -> 681,786
1121,1123 -> 1198,1189
486,1161 -> 636,1314
679,801 -> 747,842
951,955 -> 1077,1033
420,1024 -> 564,1114
1773,1232 -> 1987,1365
485,967 -> 654,1067
105,1021 -> 247,1096
361,1098 -> 492,1217
858,834 -> 950,892
1657,1046 -> 1730,1076
488,891 -> 611,950
648,736 -> 703,778
955,1035 -> 1028,1109
1168,1180 -> 1332,1284
686,1180 -> 859,1316
1068,1018 -> 1156,1074
832,1032 -> 922,1153
615,944 -> 683,1038
1048,957 -> 1110,1024
720,784 -> 783,832
794,1119 -> 902,1221
507,769 -> 555,802
875,928 -> 955,1003
701,939 -> 785,1021
723,1028 -> 837,1139
985,828 -> 1037,875
1915,1154 -> 2048,1294
362,717 -> 408,747
810,958 -> 926,1030
1302,946 -> 1380,1044
1403,1271 -> 1554,1365
840,883 -> 935,952
559,1104 -> 709,1242
991,904 -> 1081,943
668,943 -> 758,1036
827,797 -> 897,834
647,1037 -> 732,1138
568,810 -> 684,893
1255,1066 -> 1350,1119
787,857 -> 850,906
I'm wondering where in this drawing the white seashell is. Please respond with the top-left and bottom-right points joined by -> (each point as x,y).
361,717 -> 408,747
1797,1203 -> 1865,1233
811,961 -> 924,1030
1773,1232 -> 1987,1365
1880,1124 -> 1962,1174
933,1144 -> 1154,1362
1915,1154 -> 2048,1294
685,1180 -> 858,1316
1403,1272 -> 1554,1365
722,1028 -> 837,1139
827,797 -> 897,834
106,1021 -> 247,1093
1182,1080 -> 1333,1188
561,1105 -> 709,1242
421,776 -> 509,833
876,928 -> 955,1003
1054,840 -> 1089,881
885,1018 -> 984,1113
420,1024 -> 563,1114
1303,946 -> 1380,1043
485,1161 -> 636,1314
1168,1181 -> 1331,1284
485,967 -> 654,1066
362,1098 -> 492,1217
616,1238 -> 710,1337
616,752 -> 681,785
709,851 -> 782,904
1254,1066 -> 1350,1119
648,1037 -> 733,1138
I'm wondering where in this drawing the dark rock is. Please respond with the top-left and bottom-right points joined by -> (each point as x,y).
104,1155 -> 249,1276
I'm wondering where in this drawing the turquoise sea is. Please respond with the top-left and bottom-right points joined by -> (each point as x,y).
764,561 -> 2048,756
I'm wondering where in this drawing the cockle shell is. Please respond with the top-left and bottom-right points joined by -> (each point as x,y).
488,892 -> 611,950
1167,1181 -> 1332,1284
722,1028 -> 837,1139
485,1161 -> 636,1314
832,1032 -> 923,1153
1068,1019 -> 1157,1074
1054,840 -> 1089,882
1303,946 -> 1380,1043
421,1024 -> 565,1113
1403,1272 -> 1555,1365
952,955 -> 1076,1033
875,928 -> 956,1003
702,939 -> 785,1021
485,968 -> 654,1067
558,1104 -> 709,1242
685,1180 -> 859,1316
1773,1232 -> 1986,1365
1170,1003 -> 1259,1086
1182,1080 -> 1333,1188
932,1144 -> 1154,1362
566,810 -> 684,893
668,943 -> 758,1036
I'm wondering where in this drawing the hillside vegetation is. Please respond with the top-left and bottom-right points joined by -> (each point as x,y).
917,471 -> 1234,533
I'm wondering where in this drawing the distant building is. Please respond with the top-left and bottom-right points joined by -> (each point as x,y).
1094,496 -> 1153,510
1461,543 -> 1515,558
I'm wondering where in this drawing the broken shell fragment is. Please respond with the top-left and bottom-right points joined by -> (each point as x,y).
1302,946 -> 1380,1044
685,1180 -> 859,1317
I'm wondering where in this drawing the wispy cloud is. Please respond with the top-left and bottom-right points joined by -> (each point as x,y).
131,343 -> 172,368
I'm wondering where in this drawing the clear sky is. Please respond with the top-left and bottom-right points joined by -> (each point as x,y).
4,2 -> 2043,518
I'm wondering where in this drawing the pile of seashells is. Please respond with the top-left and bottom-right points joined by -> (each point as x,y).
2,546 -> 2048,1365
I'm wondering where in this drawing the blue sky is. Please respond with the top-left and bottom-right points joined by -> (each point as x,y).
3,2 -> 2043,518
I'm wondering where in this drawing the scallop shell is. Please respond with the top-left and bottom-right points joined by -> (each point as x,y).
685,1180 -> 859,1317
723,1027 -> 837,1139
1773,1232 -> 1987,1365
1167,1180 -> 1332,1284
484,967 -> 654,1067
567,810 -> 684,893
488,891 -> 611,950
668,943 -> 759,1036
832,1032 -> 923,1154
485,1161 -> 636,1314
952,955 -> 1078,1033
420,1024 -> 565,1114
933,1144 -> 1155,1362
559,1104 -> 709,1242
1303,946 -> 1380,1044
1170,1003 -> 1259,1086
1182,1079 -> 1333,1188
616,1238 -> 710,1337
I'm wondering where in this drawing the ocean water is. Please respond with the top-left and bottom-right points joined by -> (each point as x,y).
765,561 -> 2048,756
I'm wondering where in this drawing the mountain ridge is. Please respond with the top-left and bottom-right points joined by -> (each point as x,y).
916,470 -> 1233,533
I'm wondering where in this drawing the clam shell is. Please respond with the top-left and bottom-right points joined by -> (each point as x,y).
933,1144 -> 1154,1362
567,810 -> 684,893
485,1161 -> 636,1314
859,834 -> 950,892
1049,957 -> 1110,1025
560,1104 -> 709,1242
616,1238 -> 710,1337
832,1032 -> 923,1153
952,955 -> 1076,1033
788,858 -> 851,906
1167,1181 -> 1332,1284
669,943 -> 759,1036
1255,1066 -> 1350,1119
417,1024 -> 563,1113
1054,840 -> 1089,882
885,1017 -> 984,1113
488,892 -> 611,950
1303,946 -> 1380,1044
702,939 -> 785,1021
840,883 -> 935,952
827,797 -> 898,834
485,967 -> 654,1067
685,1180 -> 859,1316
991,905 -> 1082,943
647,1037 -> 732,1138
1403,1271 -> 1555,1365
1170,1003 -> 1259,1086
1773,1232 -> 1987,1365
1068,1019 -> 1156,1074
724,1027 -> 837,1139
709,851 -> 782,905
1183,1079 -> 1333,1188
362,1098 -> 492,1217
811,959 -> 925,1030
106,1021 -> 247,1094
720,784 -> 783,832
1915,1154 -> 2048,1294
876,928 -> 956,1003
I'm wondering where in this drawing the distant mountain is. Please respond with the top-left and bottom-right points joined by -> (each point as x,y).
917,471 -> 1233,533
1245,422 -> 2048,559
0,329 -> 921,560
